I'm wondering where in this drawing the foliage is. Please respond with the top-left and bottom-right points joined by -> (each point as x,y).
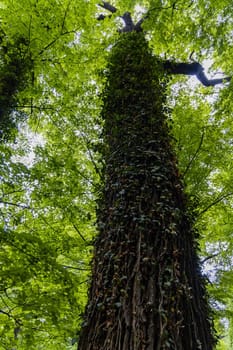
0,0 -> 232,348
0,32 -> 32,141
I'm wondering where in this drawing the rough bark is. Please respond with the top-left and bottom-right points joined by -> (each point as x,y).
78,32 -> 216,350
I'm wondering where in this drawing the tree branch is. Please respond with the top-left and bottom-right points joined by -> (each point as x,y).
197,71 -> 231,87
73,224 -> 87,242
97,2 -> 143,32
0,199 -> 30,209
201,253 -> 219,265
62,265 -> 90,271
98,1 -> 117,13
164,61 -> 231,86
198,192 -> 233,217
80,132 -> 102,178
183,129 -> 205,178
120,12 -> 135,32
97,2 -> 231,86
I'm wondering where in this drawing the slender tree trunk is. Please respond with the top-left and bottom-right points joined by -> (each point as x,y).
78,32 -> 215,350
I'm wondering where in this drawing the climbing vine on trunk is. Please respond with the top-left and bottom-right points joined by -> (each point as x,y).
78,32 -> 216,350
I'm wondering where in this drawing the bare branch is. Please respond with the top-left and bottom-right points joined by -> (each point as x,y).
189,51 -> 195,61
134,15 -> 149,32
164,61 -> 231,86
97,14 -> 108,21
120,12 -> 135,32
97,2 -> 143,32
197,71 -> 231,87
98,1 -> 117,14
62,265 -> 91,271
201,253 -> 219,265
73,224 -> 87,242
96,2 -> 231,85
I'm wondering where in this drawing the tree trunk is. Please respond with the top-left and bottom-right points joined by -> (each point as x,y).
78,32 -> 215,350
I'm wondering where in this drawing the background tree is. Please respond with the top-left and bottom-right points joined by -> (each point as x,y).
0,0 -> 233,349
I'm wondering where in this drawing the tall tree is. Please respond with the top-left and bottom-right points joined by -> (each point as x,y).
78,8 -> 219,349
1,1 -> 233,348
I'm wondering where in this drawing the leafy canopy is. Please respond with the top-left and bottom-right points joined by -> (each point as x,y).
0,0 -> 233,348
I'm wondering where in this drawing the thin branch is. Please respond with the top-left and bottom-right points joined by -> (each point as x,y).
62,265 -> 90,271
201,253 -> 219,265
61,0 -> 72,31
80,132 -> 102,178
147,1 -> 179,15
38,30 -> 77,56
198,192 -> 233,217
183,130 -> 205,178
148,0 -> 194,13
0,200 -> 30,209
16,105 -> 58,110
0,309 -> 21,325
0,309 -> 12,318
73,224 -> 87,242
1,189 -> 25,197
184,0 -> 195,9
189,51 -> 195,61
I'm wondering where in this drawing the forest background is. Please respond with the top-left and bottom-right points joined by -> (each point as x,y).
0,0 -> 233,349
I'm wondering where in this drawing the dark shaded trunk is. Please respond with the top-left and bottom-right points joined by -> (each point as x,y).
78,32 -> 215,350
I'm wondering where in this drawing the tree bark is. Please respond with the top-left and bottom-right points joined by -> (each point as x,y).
78,32 -> 216,350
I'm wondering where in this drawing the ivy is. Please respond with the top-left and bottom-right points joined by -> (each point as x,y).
0,0 -> 232,348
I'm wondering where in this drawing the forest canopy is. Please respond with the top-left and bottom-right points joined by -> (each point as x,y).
0,0 -> 233,349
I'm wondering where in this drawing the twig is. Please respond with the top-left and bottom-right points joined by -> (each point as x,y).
0,200 -> 30,209
0,309 -> 21,325
198,192 -> 233,217
62,265 -> 90,271
38,30 -> 77,56
80,132 -> 102,178
148,0 -> 194,13
201,253 -> 219,264
183,129 -> 205,178
73,224 -> 87,242
61,0 -> 72,31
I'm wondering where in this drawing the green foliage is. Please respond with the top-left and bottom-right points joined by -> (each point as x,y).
0,136 -> 96,348
0,33 -> 32,141
0,0 -> 233,348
